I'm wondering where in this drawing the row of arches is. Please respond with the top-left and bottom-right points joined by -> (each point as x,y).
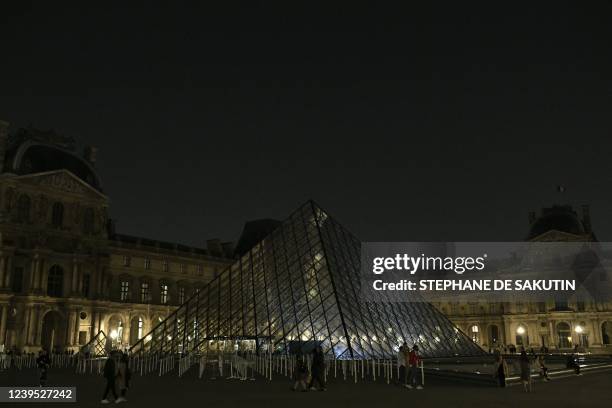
36,309 -> 168,352
465,321 -> 612,349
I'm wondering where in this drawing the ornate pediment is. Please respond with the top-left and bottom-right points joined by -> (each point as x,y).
13,170 -> 107,200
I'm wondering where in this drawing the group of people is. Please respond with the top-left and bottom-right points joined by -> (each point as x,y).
397,343 -> 423,390
495,349 -> 552,391
101,351 -> 131,404
292,346 -> 327,392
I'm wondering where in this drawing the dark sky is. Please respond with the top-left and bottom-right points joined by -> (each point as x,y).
1,2 -> 611,246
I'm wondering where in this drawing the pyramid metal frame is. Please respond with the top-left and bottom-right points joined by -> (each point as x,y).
80,330 -> 108,357
131,201 -> 483,359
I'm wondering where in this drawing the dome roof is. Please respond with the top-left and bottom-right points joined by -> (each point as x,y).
3,128 -> 102,191
527,205 -> 586,239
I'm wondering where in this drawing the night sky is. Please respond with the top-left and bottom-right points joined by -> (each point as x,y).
1,2 -> 611,246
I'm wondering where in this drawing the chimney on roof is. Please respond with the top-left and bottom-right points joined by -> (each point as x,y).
221,242 -> 235,258
582,204 -> 592,233
528,211 -> 536,225
0,120 -> 9,173
83,146 -> 98,165
207,239 -> 223,257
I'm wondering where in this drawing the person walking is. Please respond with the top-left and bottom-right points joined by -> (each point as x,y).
406,345 -> 423,390
36,349 -> 50,387
396,344 -> 407,386
308,346 -> 326,391
568,351 -> 581,376
538,355 -> 549,381
494,352 -> 509,387
292,355 -> 309,392
519,350 -> 532,392
101,352 -> 119,404
115,352 -> 130,403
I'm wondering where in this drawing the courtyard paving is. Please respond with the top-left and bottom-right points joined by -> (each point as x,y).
1,366 -> 611,408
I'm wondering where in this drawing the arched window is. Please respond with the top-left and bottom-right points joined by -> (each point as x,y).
488,325 -> 500,345
575,321 -> 588,347
120,280 -> 130,301
47,265 -> 64,297
140,282 -> 150,303
516,324 -> 528,346
17,195 -> 31,223
137,316 -> 144,339
51,202 -> 64,228
129,316 -> 145,345
178,286 -> 186,304
83,208 -> 95,234
557,322 -> 572,348
160,284 -> 169,304
469,325 -> 480,343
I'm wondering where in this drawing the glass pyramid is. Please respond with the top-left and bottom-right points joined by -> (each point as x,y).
131,201 -> 483,359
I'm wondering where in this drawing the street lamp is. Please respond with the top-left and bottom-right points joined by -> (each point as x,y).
110,330 -> 118,340
575,325 -> 584,334
516,326 -> 526,335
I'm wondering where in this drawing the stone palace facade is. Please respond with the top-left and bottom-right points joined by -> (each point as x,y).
438,204 -> 612,353
0,121 -> 234,353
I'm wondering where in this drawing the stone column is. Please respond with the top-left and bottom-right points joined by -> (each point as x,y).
0,304 -> 8,346
66,310 -> 75,346
71,259 -> 78,294
0,255 -> 5,289
89,311 -> 97,338
23,307 -> 32,346
124,315 -> 131,346
77,269 -> 83,296
34,255 -> 41,292
4,256 -> 12,289
503,320 -> 513,346
590,319 -> 601,346
28,306 -> 40,345
549,320 -> 556,349
29,257 -> 39,292
38,258 -> 47,294
96,267 -> 104,299
73,309 -> 80,345
34,307 -> 44,346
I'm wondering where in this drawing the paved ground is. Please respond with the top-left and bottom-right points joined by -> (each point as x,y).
2,367 -> 611,408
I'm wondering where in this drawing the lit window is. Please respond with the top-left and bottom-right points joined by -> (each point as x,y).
123,256 -> 131,267
160,284 -> 169,304
178,287 -> 185,304
144,258 -> 151,270
120,281 -> 130,301
137,317 -> 144,339
470,325 -> 480,343
140,282 -> 149,303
